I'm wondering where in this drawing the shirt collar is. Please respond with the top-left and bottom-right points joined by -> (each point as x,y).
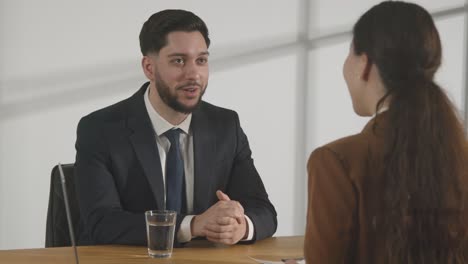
144,86 -> 192,136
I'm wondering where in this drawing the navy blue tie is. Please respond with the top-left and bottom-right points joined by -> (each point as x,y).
164,129 -> 185,214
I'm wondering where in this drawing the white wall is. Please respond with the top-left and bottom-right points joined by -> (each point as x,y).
0,0 -> 466,249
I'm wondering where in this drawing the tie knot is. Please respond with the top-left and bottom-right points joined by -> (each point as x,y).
164,128 -> 183,144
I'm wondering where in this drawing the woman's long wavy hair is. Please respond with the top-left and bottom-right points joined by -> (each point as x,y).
352,1 -> 468,263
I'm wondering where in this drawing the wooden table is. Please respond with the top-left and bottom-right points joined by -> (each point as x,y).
0,236 -> 304,264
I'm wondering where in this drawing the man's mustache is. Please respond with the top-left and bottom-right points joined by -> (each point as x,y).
177,82 -> 202,89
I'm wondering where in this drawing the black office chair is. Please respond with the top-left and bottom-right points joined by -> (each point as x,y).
45,163 -> 80,247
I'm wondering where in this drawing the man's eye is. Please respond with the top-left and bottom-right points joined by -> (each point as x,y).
197,58 -> 208,64
173,58 -> 184,64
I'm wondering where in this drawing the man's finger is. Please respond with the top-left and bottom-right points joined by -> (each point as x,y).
205,225 -> 236,241
207,236 -> 237,245
216,190 -> 231,201
215,216 -> 237,226
205,223 -> 235,233
215,208 -> 244,224
205,229 -> 234,239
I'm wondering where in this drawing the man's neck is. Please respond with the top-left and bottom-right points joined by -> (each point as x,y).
148,86 -> 188,126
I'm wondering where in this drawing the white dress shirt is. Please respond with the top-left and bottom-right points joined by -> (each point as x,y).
144,88 -> 254,242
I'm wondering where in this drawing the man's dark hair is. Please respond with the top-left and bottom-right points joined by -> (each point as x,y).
139,9 -> 210,55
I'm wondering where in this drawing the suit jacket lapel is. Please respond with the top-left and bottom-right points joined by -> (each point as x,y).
127,83 -> 165,210
192,106 -> 216,214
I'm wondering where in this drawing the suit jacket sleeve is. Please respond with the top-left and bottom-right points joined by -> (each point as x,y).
75,116 -> 147,245
225,113 -> 277,241
304,147 -> 357,263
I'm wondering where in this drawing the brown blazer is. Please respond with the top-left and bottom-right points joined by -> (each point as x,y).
304,114 -> 468,263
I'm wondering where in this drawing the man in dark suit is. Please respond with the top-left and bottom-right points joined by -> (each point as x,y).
74,9 -> 277,246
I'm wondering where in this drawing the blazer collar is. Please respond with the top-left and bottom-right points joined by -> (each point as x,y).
127,82 -> 165,209
361,111 -> 390,139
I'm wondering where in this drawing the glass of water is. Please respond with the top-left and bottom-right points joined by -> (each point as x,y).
145,210 -> 177,258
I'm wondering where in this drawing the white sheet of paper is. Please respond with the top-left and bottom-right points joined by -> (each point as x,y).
248,256 -> 305,264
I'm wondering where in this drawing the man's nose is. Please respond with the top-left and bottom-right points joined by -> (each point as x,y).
183,62 -> 201,80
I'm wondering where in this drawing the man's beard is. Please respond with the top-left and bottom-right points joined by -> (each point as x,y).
155,76 -> 206,114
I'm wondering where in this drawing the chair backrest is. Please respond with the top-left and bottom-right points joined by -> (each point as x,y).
45,163 -> 80,247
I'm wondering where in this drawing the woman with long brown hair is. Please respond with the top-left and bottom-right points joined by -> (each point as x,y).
304,1 -> 468,263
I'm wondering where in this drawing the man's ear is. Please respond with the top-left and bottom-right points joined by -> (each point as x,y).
141,55 -> 156,81
360,53 -> 372,81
